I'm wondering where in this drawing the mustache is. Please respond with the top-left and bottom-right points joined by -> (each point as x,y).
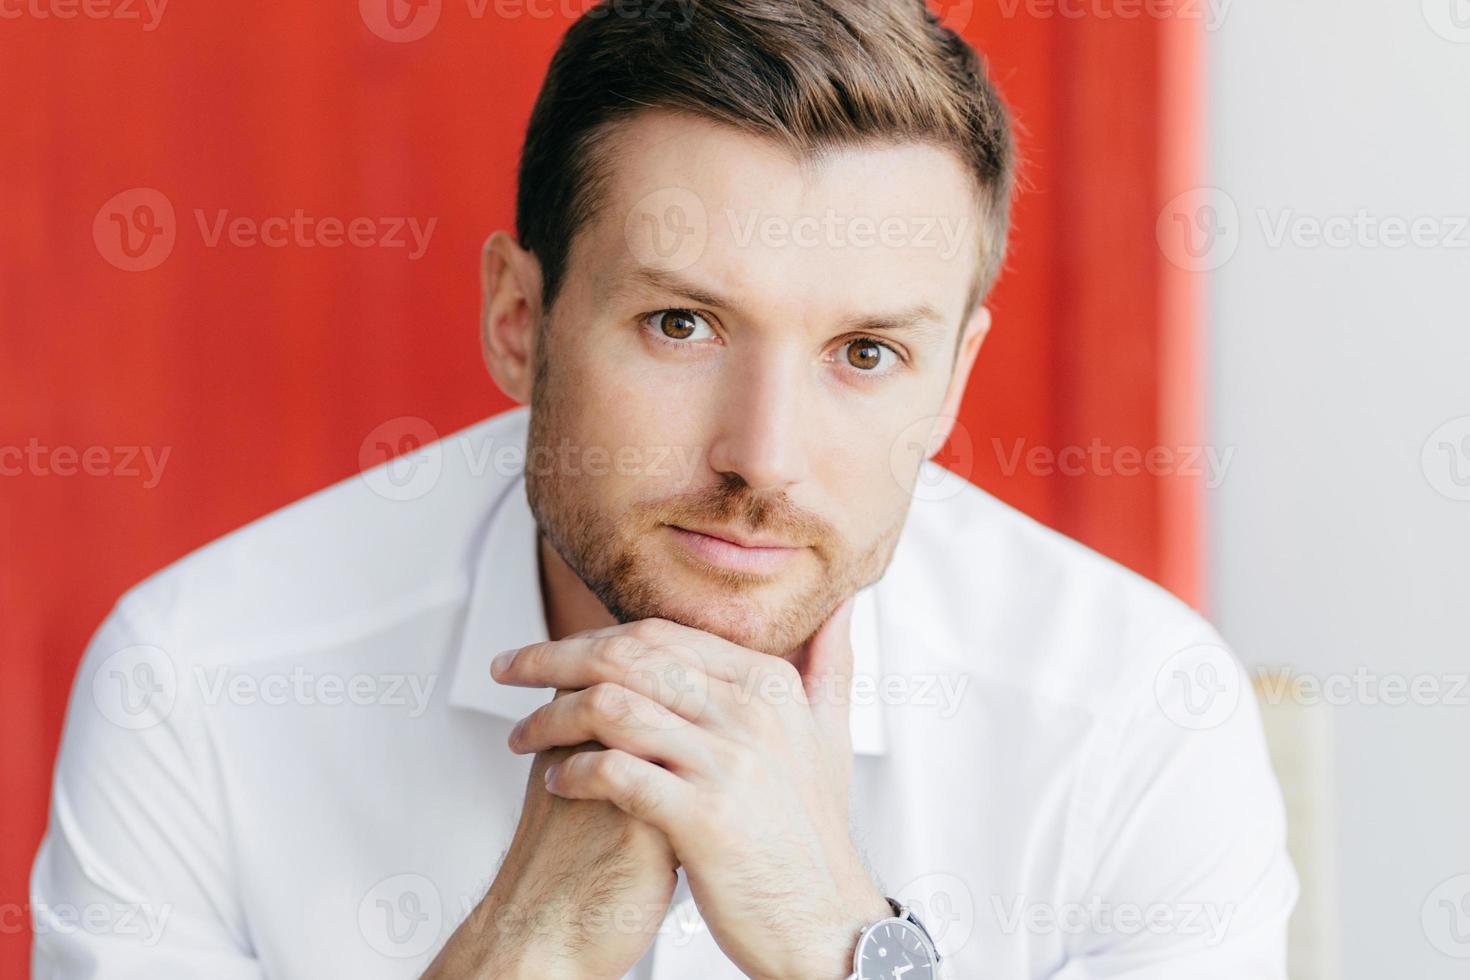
642,477 -> 835,549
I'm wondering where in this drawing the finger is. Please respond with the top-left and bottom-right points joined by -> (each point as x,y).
491,628 -> 734,722
540,618 -> 759,682
544,748 -> 695,836
796,596 -> 857,746
508,683 -> 718,776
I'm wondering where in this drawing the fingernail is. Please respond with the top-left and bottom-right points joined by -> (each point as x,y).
491,650 -> 516,675
544,763 -> 560,787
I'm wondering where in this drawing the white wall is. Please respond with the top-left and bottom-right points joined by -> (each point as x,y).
1206,3 -> 1470,977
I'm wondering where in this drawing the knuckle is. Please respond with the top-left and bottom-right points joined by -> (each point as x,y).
628,618 -> 670,643
597,635 -> 645,673
700,791 -> 740,833
618,687 -> 647,726
709,739 -> 740,773
720,743 -> 758,780
749,658 -> 802,707
585,682 -> 627,721
589,749 -> 631,787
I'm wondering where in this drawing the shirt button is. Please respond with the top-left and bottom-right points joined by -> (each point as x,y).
676,906 -> 705,936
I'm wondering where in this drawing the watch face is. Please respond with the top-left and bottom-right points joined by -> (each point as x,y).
855,917 -> 938,980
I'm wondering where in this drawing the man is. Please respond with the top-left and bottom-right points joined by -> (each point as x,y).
32,0 -> 1298,977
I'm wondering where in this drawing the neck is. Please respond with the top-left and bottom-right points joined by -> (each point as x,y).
537,534 -> 617,640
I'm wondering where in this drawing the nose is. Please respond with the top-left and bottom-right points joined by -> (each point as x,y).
704,350 -> 810,493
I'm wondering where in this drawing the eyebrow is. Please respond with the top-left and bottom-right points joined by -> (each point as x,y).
628,266 -> 729,310
625,266 -> 949,339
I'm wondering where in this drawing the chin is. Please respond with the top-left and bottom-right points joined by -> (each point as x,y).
608,570 -> 813,658
645,595 -> 787,653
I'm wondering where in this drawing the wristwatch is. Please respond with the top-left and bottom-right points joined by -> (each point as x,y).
845,897 -> 943,980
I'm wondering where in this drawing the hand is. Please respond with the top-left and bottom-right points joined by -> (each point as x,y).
492,599 -> 891,980
423,696 -> 679,980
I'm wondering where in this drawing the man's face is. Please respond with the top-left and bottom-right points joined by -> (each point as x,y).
523,111 -> 985,659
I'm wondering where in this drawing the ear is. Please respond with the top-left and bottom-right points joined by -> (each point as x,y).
480,230 -> 544,404
927,304 -> 992,449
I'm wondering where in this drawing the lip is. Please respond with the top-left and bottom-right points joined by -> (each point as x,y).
666,524 -> 804,576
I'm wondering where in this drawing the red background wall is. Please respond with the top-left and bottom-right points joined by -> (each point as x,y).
0,3 -> 1202,975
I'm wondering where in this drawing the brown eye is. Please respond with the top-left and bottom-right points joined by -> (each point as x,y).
846,339 -> 884,370
643,309 -> 714,345
659,310 -> 697,340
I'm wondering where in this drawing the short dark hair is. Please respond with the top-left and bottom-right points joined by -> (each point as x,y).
516,0 -> 1016,319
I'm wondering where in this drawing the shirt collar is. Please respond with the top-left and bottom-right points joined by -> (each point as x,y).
447,469 -> 889,757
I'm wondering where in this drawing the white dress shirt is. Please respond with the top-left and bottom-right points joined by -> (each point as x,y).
31,406 -> 1297,978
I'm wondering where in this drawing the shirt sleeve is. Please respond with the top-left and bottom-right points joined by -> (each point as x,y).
29,596 -> 264,979
1051,618 -> 1300,979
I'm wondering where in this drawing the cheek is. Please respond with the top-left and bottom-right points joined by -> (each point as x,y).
551,348 -> 713,498
817,421 -> 917,543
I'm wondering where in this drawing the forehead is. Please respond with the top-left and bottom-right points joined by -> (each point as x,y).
577,110 -> 982,326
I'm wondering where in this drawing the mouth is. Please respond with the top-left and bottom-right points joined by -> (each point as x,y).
665,524 -> 805,576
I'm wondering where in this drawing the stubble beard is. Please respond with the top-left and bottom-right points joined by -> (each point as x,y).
522,334 -> 905,658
